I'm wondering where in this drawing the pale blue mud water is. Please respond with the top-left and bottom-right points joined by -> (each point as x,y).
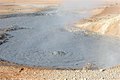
0,0 -> 120,69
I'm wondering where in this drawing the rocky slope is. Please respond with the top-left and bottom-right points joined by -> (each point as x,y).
70,4 -> 120,37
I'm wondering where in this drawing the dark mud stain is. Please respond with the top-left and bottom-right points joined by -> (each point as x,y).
0,33 -> 10,45
0,25 -> 27,45
0,12 -> 55,19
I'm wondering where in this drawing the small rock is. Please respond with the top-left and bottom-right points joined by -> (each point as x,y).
99,69 -> 106,72
101,77 -> 105,79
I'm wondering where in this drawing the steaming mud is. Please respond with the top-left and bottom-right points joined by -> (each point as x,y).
0,0 -> 120,69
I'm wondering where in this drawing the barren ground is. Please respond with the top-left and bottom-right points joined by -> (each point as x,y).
69,3 -> 120,38
1,60 -> 120,80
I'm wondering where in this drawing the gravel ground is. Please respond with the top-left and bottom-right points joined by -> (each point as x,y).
0,60 -> 120,80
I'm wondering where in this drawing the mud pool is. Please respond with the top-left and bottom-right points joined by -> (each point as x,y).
0,0 -> 120,69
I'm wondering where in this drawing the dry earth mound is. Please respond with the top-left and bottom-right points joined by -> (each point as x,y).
70,4 -> 120,37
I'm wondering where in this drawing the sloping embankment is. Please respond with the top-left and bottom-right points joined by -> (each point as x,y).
71,4 -> 120,37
